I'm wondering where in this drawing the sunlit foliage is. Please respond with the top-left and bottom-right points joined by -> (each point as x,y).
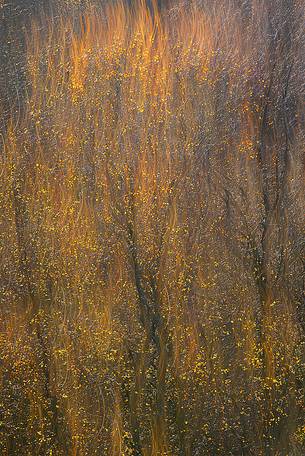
0,1 -> 304,455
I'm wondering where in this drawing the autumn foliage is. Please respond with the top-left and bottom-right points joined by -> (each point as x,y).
0,1 -> 304,455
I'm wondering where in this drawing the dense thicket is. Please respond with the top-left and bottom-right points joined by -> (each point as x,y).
0,1 -> 304,455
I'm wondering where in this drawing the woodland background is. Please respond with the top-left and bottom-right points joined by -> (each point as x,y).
0,1 -> 304,455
